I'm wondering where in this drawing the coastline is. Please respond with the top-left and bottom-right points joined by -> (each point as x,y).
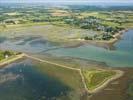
74,29 -> 128,46
24,54 -> 125,96
88,70 -> 124,94
0,53 -> 25,67
0,52 -> 127,98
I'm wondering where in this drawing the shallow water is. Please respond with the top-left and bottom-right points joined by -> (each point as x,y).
0,59 -> 74,100
0,36 -> 59,53
115,30 -> 133,52
0,29 -> 133,67
46,29 -> 133,67
0,27 -> 133,100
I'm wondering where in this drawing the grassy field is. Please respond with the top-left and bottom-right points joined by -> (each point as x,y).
0,4 -> 133,43
83,69 -> 116,91
49,9 -> 71,17
78,12 -> 109,19
0,23 -> 96,43
0,8 -> 133,43
128,82 -> 133,100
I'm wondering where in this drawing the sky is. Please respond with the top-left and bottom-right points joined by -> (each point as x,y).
0,0 -> 133,3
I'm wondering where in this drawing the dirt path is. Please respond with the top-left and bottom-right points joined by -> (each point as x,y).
0,54 -> 25,67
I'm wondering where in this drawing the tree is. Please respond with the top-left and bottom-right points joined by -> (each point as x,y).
3,51 -> 13,56
84,36 -> 92,40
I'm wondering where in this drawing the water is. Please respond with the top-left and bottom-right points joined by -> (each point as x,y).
46,29 -> 133,67
0,59 -> 73,100
0,28 -> 133,100
0,37 -> 7,43
0,36 -> 59,53
0,29 -> 133,67
115,30 -> 133,52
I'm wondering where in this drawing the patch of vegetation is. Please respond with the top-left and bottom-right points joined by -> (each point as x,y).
84,33 -> 114,40
83,69 -> 116,90
127,82 -> 133,100
64,15 -> 125,40
0,50 -> 17,61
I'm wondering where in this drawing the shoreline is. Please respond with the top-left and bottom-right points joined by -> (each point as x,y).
88,70 -> 124,94
74,29 -> 128,46
24,54 -> 125,95
0,23 -> 128,50
0,52 -> 127,98
0,53 -> 25,67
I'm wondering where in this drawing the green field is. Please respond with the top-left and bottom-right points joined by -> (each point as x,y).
83,69 -> 116,91
1,5 -> 133,42
0,24 -> 96,44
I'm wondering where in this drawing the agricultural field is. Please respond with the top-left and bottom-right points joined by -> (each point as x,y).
0,4 -> 133,42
